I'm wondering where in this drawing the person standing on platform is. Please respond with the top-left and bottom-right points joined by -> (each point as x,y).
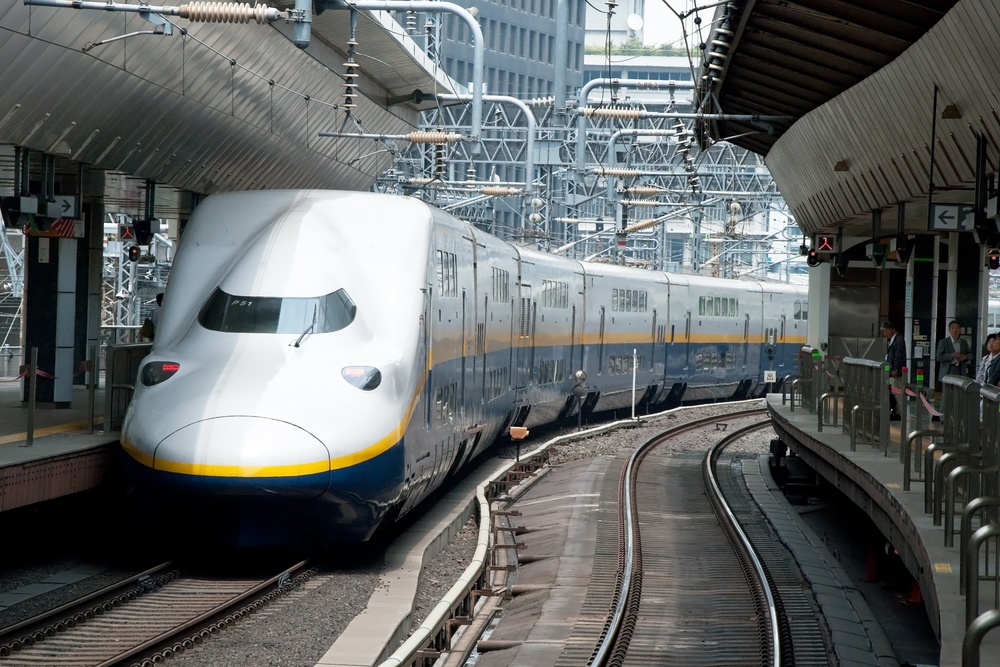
987,335 -> 1000,387
933,320 -> 971,420
882,321 -> 905,421
935,320 -> 970,380
975,333 -> 997,385
141,292 -> 163,342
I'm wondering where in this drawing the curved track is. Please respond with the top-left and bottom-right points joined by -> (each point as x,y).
584,409 -> 779,667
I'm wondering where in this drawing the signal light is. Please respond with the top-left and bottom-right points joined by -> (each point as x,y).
140,361 -> 180,386
989,249 -> 1000,271
127,245 -> 140,263
806,249 -> 822,267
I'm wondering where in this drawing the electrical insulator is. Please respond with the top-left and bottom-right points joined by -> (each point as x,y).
342,53 -> 359,110
434,144 -> 446,176
405,10 -> 416,33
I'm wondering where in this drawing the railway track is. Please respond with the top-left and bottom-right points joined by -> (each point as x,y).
568,409 -> 777,666
0,559 -> 315,666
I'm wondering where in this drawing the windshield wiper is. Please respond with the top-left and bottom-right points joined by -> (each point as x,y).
292,306 -> 317,348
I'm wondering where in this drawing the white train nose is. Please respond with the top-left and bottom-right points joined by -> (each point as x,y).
152,416 -> 332,480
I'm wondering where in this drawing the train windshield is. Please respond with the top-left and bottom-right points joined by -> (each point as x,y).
198,288 -> 357,334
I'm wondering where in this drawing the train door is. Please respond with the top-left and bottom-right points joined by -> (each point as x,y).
479,295 -> 488,406
684,311 -> 692,370
423,287 -> 432,429
460,289 -> 467,419
569,305 -> 577,378
743,312 -> 750,369
516,284 -> 532,389
530,301 -> 537,380
650,310 -> 657,374
778,313 -> 788,370
598,306 -> 606,375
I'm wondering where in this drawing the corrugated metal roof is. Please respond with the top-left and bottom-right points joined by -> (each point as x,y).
0,0 -> 459,195
697,0 -> 958,157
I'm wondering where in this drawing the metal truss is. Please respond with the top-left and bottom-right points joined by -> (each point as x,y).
375,91 -> 791,278
103,213 -> 172,343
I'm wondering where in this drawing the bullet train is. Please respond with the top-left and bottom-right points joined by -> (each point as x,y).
119,190 -> 807,547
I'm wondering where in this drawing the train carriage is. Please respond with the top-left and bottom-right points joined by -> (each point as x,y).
120,190 -> 807,547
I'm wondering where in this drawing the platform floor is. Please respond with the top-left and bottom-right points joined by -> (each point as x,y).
0,378 -> 118,513
767,393 -> 998,667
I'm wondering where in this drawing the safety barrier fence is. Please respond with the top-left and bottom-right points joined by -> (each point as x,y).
787,358 -> 1000,667
104,342 -> 153,432
957,385 -> 1000,667
783,346 -> 819,411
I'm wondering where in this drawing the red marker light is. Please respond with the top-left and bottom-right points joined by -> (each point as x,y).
140,361 -> 180,386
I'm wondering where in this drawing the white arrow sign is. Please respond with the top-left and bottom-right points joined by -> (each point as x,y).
930,204 -> 973,231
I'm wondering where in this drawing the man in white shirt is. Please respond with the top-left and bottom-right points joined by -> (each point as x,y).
936,320 -> 970,380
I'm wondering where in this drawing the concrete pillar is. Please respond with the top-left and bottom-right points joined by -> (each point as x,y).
807,262 -> 830,353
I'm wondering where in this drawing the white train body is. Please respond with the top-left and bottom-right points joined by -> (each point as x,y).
120,190 -> 806,546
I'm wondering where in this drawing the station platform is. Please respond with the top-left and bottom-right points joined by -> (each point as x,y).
767,393 -> 994,667
0,378 -> 118,513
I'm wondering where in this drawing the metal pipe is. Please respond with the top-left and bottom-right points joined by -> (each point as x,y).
434,93 -> 536,190
23,0 -> 284,22
606,129 -> 678,201
87,343 -> 98,435
346,0 -> 484,154
553,0 -> 568,108
576,79 -> 695,174
24,347 -> 37,448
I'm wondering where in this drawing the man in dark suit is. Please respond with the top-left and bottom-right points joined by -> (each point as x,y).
882,321 -> 906,420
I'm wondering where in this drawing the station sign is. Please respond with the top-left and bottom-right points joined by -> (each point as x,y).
45,195 -> 78,219
929,204 -> 974,231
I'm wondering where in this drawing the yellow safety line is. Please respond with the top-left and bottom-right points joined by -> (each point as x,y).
0,417 -> 103,446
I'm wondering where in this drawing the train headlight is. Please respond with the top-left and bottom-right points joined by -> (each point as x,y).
341,366 -> 382,391
140,361 -> 180,386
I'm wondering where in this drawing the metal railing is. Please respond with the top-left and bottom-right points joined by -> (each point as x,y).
840,357 -> 889,452
103,342 -> 152,432
927,376 -> 982,524
901,382 -> 940,491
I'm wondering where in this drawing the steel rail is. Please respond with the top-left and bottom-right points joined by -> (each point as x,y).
588,407 -> 770,667
0,560 -> 312,666
377,399 -> 773,667
703,419 -> 783,667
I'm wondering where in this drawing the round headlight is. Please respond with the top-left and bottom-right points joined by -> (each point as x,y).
341,366 -> 382,391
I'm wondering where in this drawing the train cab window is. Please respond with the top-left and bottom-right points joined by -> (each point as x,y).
198,288 -> 357,334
